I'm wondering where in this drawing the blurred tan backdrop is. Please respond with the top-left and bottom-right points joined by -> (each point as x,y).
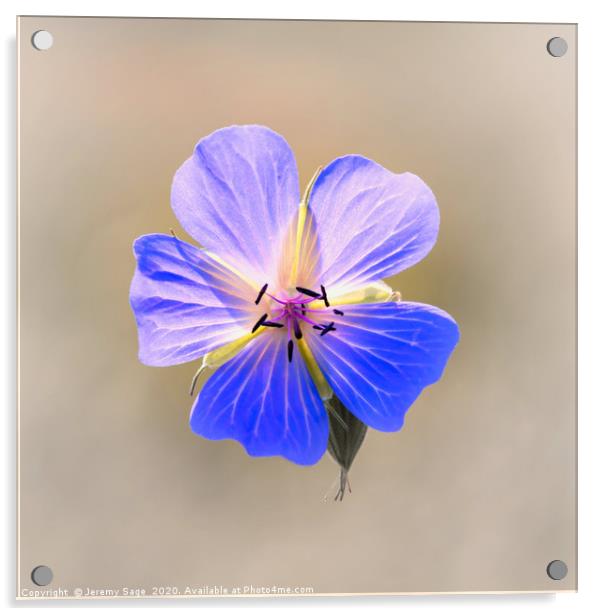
18,17 -> 576,596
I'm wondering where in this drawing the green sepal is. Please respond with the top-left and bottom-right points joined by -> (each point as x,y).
325,394 -> 368,501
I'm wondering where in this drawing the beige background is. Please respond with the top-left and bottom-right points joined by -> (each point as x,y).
17,17 -> 576,597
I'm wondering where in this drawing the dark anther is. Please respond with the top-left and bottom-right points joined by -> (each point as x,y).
294,320 -> 303,340
296,286 -> 321,298
320,285 -> 330,307
262,321 -> 284,328
319,322 -> 337,337
252,313 -> 268,333
312,325 -> 323,331
287,340 -> 294,362
254,283 -> 268,305
333,309 -> 344,316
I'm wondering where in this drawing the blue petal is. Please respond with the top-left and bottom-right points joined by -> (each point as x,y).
130,234 -> 259,367
307,302 -> 459,431
190,331 -> 329,465
171,125 -> 300,284
307,156 -> 439,296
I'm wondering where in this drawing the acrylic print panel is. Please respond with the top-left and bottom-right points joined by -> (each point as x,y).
17,17 -> 576,598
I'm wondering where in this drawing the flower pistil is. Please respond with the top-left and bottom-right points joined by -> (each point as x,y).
251,283 -> 344,363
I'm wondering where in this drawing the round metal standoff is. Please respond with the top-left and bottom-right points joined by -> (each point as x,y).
547,37 -> 568,58
546,560 -> 568,580
31,565 -> 53,586
31,30 -> 54,51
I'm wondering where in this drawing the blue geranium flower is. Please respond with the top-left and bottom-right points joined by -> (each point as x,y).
129,125 -> 459,466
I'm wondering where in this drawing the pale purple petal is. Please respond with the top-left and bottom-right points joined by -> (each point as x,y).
307,156 -> 439,296
129,234 -> 259,367
171,125 -> 300,284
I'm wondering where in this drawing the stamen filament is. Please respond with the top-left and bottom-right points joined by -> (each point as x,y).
266,293 -> 289,306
